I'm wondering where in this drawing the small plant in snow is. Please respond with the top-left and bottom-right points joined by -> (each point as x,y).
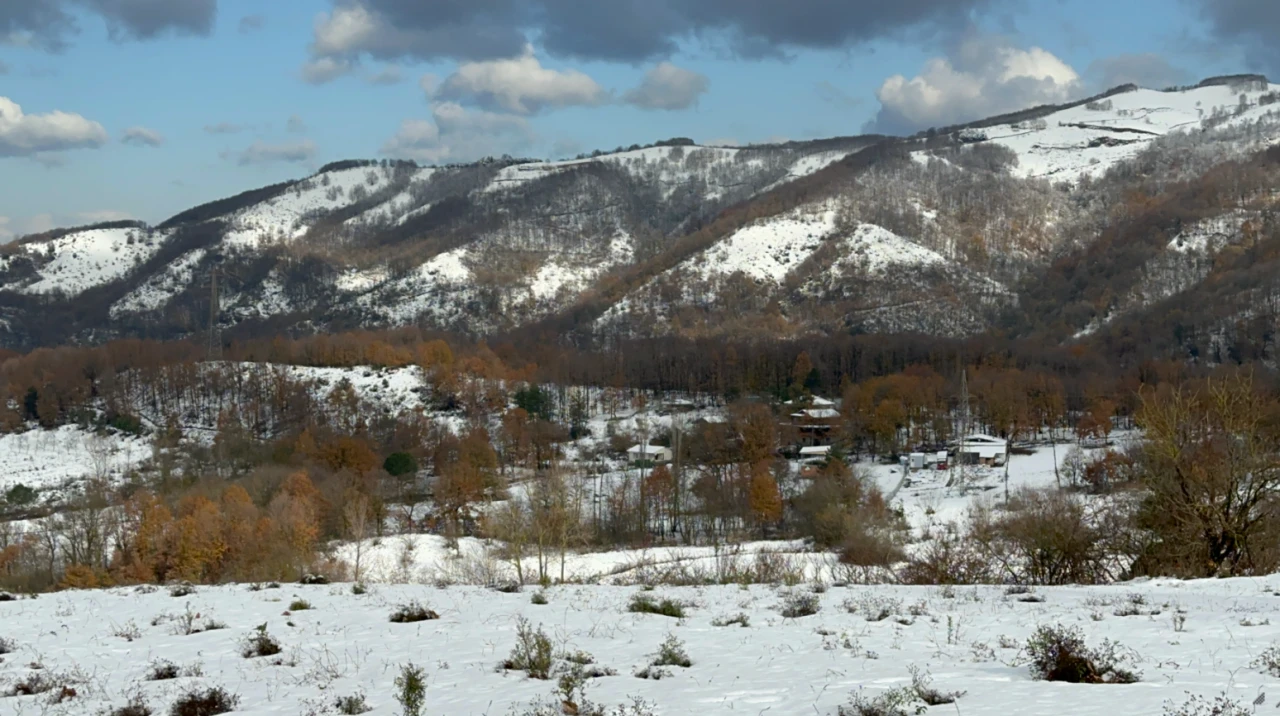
394,663 -> 427,716
1024,624 -> 1139,684
389,601 -> 439,623
288,599 -> 313,611
908,665 -> 964,705
112,621 -> 143,641
1251,643 -> 1280,676
651,634 -> 692,668
503,617 -> 555,680
107,694 -> 153,716
168,582 -> 196,598
711,613 -> 750,628
1163,692 -> 1255,716
838,686 -> 926,716
239,624 -> 283,659
0,637 -> 14,654
334,692 -> 372,714
531,591 -> 549,605
169,685 -> 239,716
779,590 -> 820,618
627,593 -> 685,618
147,659 -> 181,681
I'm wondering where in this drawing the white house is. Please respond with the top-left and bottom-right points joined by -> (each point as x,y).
957,434 -> 1008,466
627,444 -> 673,464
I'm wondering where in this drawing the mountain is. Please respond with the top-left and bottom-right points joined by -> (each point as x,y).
3,76 -> 1280,365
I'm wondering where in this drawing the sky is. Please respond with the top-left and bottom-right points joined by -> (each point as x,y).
0,0 -> 1275,240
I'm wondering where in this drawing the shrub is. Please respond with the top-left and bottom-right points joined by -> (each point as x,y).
531,591 -> 549,605
845,595 -> 901,622
4,671 -> 56,696
389,601 -> 439,623
300,574 -> 329,585
1025,624 -> 1139,684
352,583 -> 368,595
628,593 -> 685,618
4,483 -> 36,506
651,635 -> 692,668
634,666 -> 671,680
169,686 -> 239,716
288,599 -> 313,611
838,687 -> 926,716
780,591 -> 820,618
335,692 -> 372,714
383,452 -> 419,477
711,613 -> 750,628
239,624 -> 282,658
0,637 -> 14,654
169,582 -> 196,598
1163,692 -> 1254,716
504,618 -> 554,679
908,665 -> 964,706
1251,643 -> 1280,676
108,695 -> 154,716
394,663 -> 427,716
147,659 -> 181,680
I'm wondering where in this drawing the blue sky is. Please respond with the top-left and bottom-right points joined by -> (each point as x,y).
0,0 -> 1267,239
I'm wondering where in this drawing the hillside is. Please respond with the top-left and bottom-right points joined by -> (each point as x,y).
2,77 -> 1280,364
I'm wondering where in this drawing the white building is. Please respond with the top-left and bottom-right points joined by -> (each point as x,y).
957,434 -> 1008,466
626,444 -> 673,464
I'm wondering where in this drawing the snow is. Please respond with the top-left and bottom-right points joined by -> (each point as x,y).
0,426 -> 152,495
3,573 -> 1280,714
834,224 -> 947,276
111,248 -> 207,316
1,228 -> 162,297
941,83 -> 1280,183
694,207 -> 840,283
222,168 -> 388,249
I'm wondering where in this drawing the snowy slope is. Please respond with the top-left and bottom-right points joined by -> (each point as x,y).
0,425 -> 152,494
0,227 -> 163,297
952,82 -> 1280,182
833,224 -> 948,276
3,578 -> 1280,715
693,207 -> 840,283
110,248 -> 207,317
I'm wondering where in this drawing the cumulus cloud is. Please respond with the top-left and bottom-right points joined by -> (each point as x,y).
381,102 -> 533,164
238,14 -> 265,33
121,125 -> 164,147
622,62 -> 709,110
866,35 -> 1082,135
1088,53 -> 1189,90
301,56 -> 354,84
0,96 -> 109,157
223,139 -> 317,166
1191,0 -> 1280,75
0,0 -> 217,49
304,0 -> 994,67
436,48 -> 608,114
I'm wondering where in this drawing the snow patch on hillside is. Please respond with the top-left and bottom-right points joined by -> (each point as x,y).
693,207 -> 840,283
222,167 -> 388,248
835,224 -> 948,275
0,425 -> 152,494
2,228 -> 162,297
111,248 -> 207,316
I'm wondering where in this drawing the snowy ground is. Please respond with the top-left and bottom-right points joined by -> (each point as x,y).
3,578 -> 1280,715
0,426 -> 151,495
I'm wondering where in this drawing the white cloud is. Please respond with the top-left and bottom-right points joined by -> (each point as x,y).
223,139 -> 317,166
381,102 -> 533,164
121,126 -> 164,147
301,56 -> 354,84
436,47 -> 608,114
366,65 -> 403,85
623,62 -> 710,110
0,96 -> 108,157
868,36 -> 1082,134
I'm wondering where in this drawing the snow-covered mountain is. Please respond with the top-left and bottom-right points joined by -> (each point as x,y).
3,76 -> 1280,351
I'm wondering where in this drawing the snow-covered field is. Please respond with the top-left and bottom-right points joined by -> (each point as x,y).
0,228 -> 164,297
3,577 -> 1279,715
0,426 -> 151,495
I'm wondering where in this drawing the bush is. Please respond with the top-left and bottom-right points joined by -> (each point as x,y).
239,624 -> 282,658
651,634 -> 692,668
335,692 -> 372,714
5,671 -> 56,696
711,613 -> 750,628
3,484 -> 36,506
531,591 -> 549,605
168,582 -> 196,597
389,601 -> 439,623
1251,643 -> 1280,676
108,694 -> 153,716
504,618 -> 554,679
838,687 -> 926,716
1025,624 -> 1139,684
908,665 -> 964,706
300,574 -> 329,585
628,593 -> 685,618
147,659 -> 181,680
169,686 -> 239,716
383,452 -> 419,477
779,591 -> 820,618
395,663 -> 427,716
0,637 -> 14,654
1164,692 -> 1254,716
288,599 -> 312,611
